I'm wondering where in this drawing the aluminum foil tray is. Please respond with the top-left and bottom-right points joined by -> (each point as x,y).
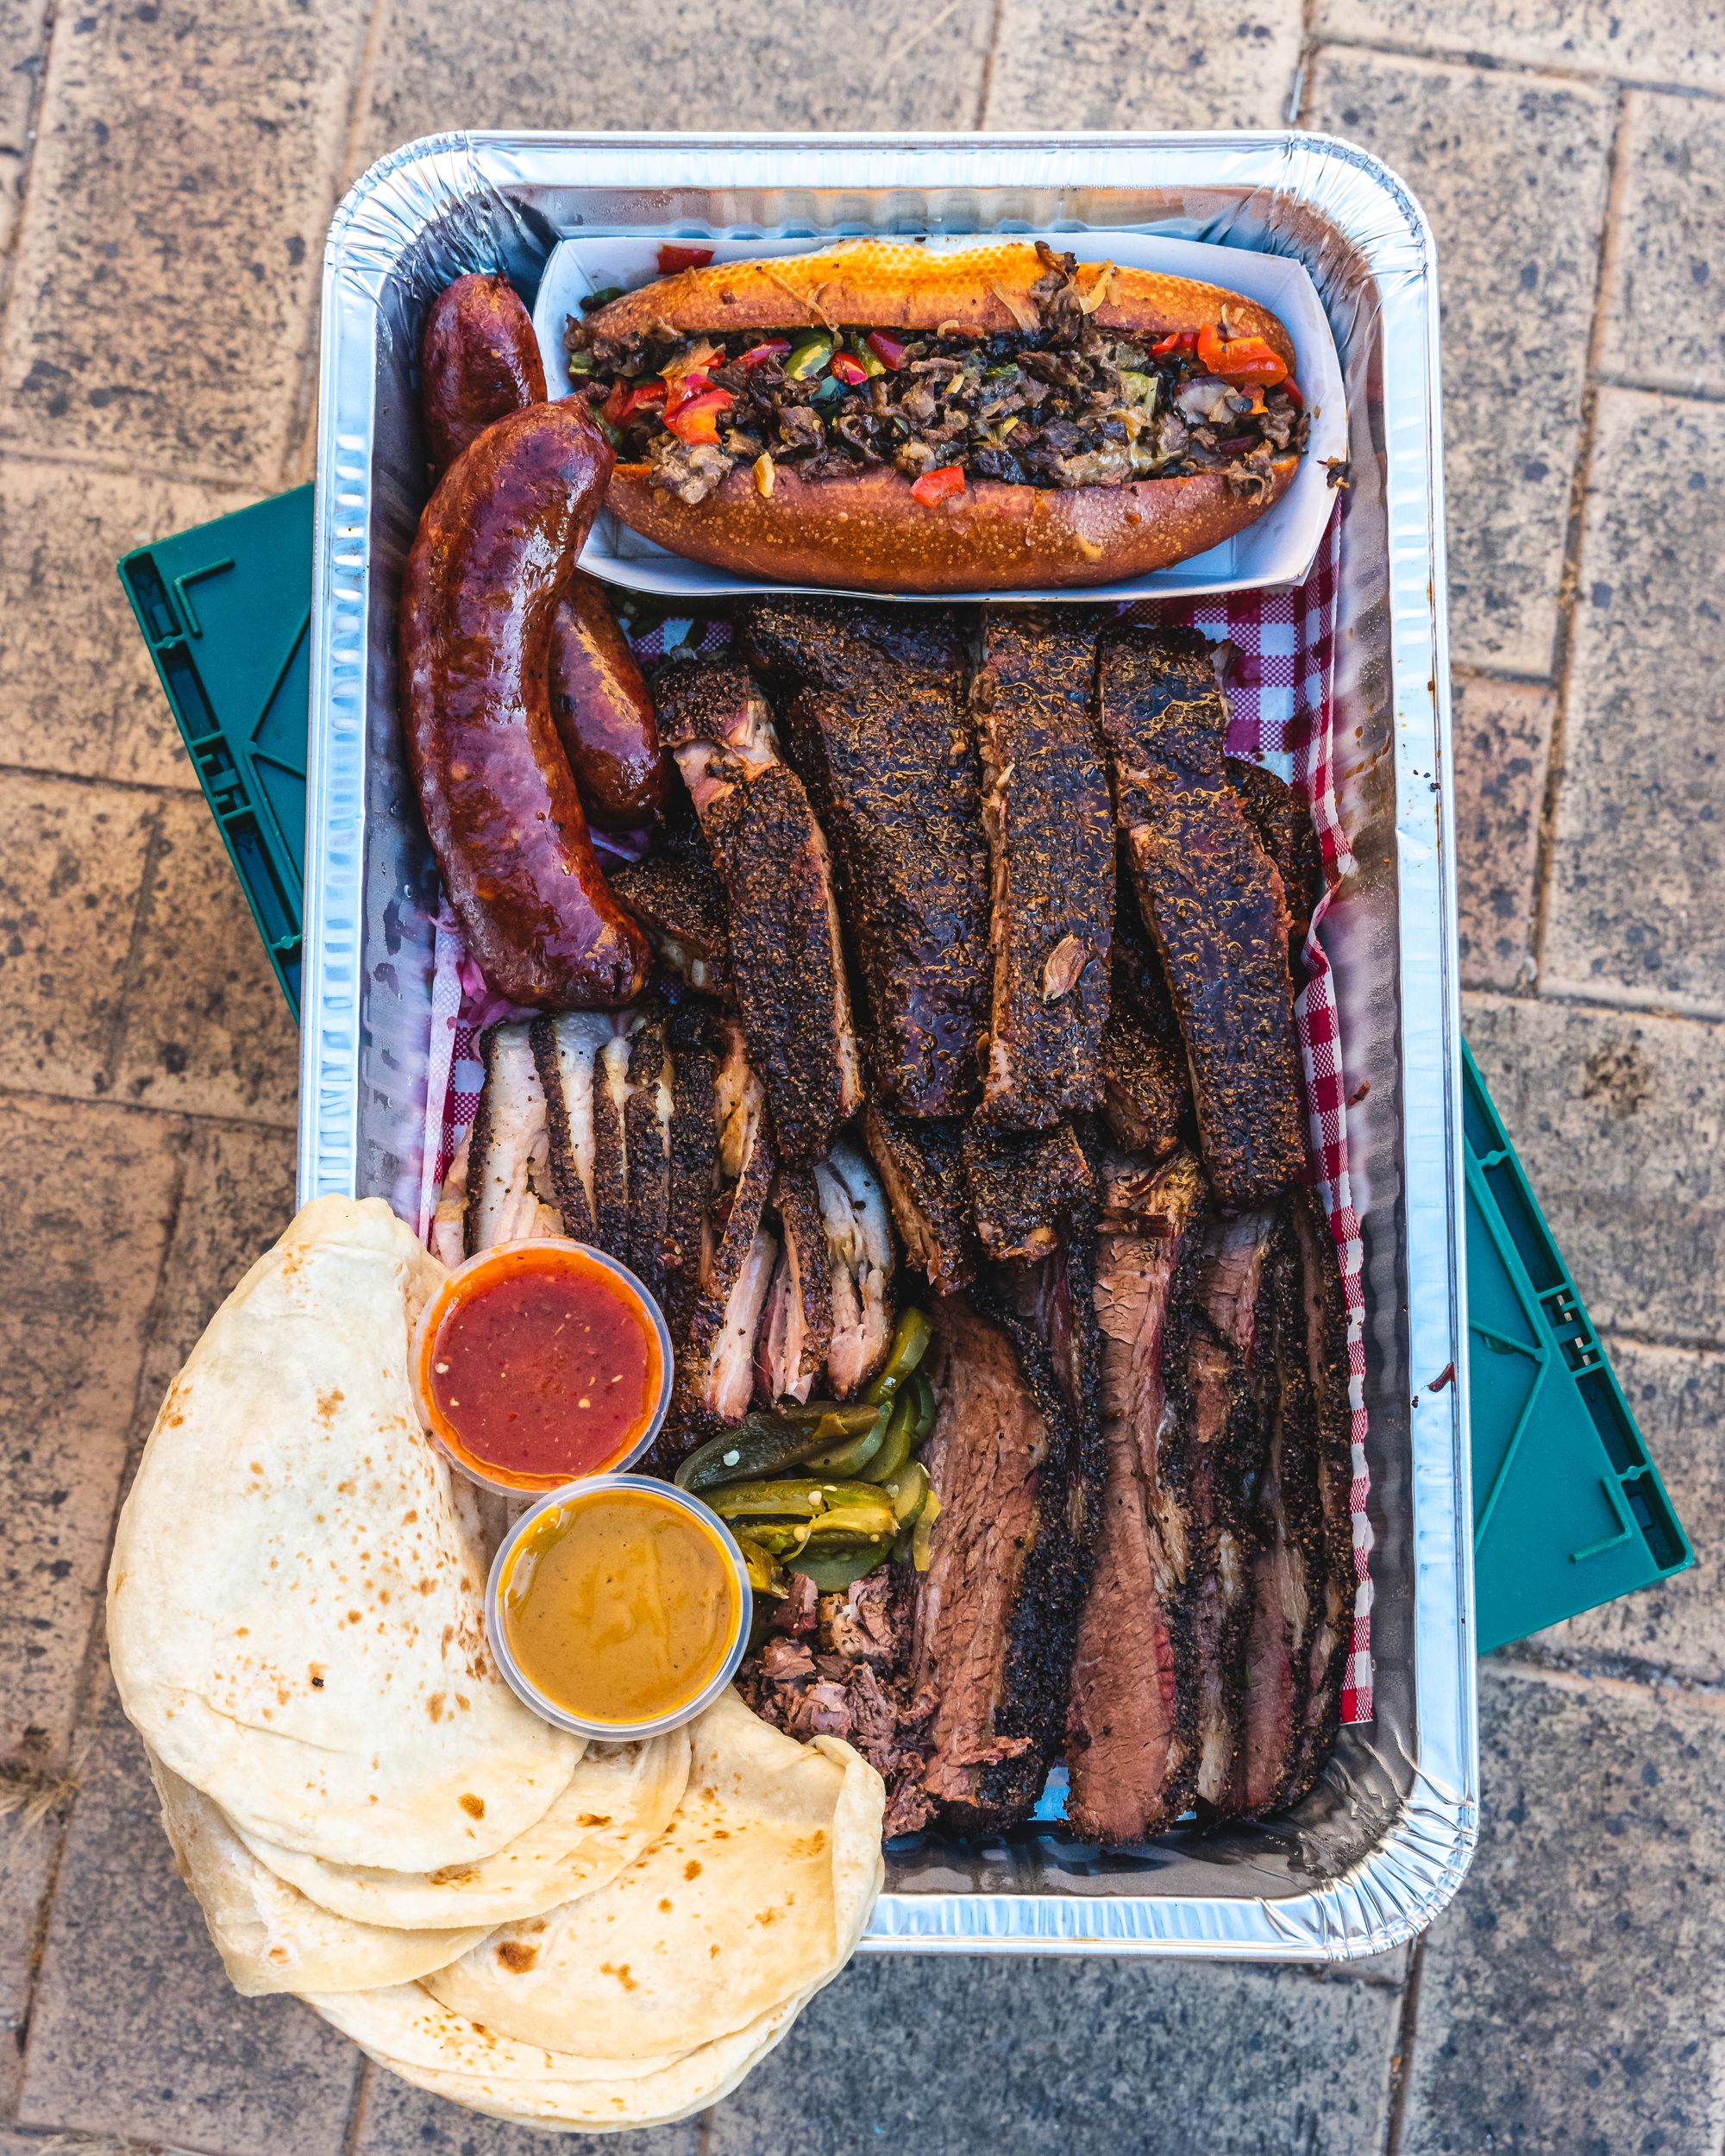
303,131 -> 1476,1960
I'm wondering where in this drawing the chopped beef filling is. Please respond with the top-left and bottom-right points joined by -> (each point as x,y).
570,244 -> 1310,508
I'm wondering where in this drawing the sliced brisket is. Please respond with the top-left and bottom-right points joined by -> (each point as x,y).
1226,755 -> 1324,965
1099,625 -> 1306,1212
963,1119 -> 1094,1264
862,1102 -> 978,1295
972,611 -> 1115,1131
611,836 -> 731,998
744,599 -> 992,1116
1101,885 -> 1191,1160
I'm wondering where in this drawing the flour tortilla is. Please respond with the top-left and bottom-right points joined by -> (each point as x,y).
148,1751 -> 491,1995
108,1195 -> 580,1871
425,1689 -> 885,2059
235,1732 -> 690,1929
302,1978 -> 815,2132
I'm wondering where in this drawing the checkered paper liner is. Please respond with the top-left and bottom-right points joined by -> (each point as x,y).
418,500 -> 1373,1723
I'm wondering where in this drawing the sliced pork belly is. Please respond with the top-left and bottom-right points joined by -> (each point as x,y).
655,657 -> 862,1163
756,1168 -> 835,1406
1066,1150 -> 1208,1844
862,1104 -> 977,1296
463,1022 -> 562,1253
812,1139 -> 895,1397
530,1012 -> 609,1243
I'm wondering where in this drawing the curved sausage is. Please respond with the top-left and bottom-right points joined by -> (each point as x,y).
546,573 -> 670,830
400,402 -> 653,1009
419,273 -> 547,480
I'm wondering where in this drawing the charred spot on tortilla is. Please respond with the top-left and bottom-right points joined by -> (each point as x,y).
460,1794 -> 486,1820
495,1940 -> 537,1972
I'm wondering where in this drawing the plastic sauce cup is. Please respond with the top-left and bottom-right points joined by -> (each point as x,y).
485,1476 -> 752,1740
411,1238 -> 674,1496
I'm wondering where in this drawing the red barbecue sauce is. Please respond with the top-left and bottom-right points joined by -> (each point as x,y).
419,1244 -> 664,1489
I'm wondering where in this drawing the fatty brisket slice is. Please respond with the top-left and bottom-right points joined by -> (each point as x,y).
744,599 -> 992,1118
1065,1150 -> 1208,1844
655,656 -> 863,1163
972,609 -> 1116,1131
1098,624 -> 1306,1212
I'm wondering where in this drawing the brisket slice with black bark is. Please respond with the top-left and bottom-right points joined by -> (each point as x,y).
611,834 -> 731,999
862,1103 -> 978,1295
655,656 -> 862,1163
1226,756 -> 1324,968
1066,1150 -> 1208,1844
1099,625 -> 1306,1212
962,1119 -> 1093,1264
1287,1188 -> 1356,1797
1101,874 -> 1191,1160
755,1166 -> 835,1406
972,610 -> 1115,1131
743,599 -> 992,1117
908,1285 -> 1102,1835
660,1005 -> 721,1355
622,1016 -> 672,1300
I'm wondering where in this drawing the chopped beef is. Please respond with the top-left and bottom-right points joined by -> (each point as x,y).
1099,625 -> 1307,1212
743,598 -> 992,1117
971,611 -> 1115,1131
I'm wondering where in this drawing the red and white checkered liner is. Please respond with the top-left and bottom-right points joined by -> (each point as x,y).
419,500 -> 1373,1722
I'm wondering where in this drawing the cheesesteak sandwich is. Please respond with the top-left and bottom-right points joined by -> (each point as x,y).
573,240 -> 1309,592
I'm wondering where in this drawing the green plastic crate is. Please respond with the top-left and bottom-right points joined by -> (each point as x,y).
117,489 -> 1693,1653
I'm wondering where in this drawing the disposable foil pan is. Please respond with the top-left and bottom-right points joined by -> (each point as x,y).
303,131 -> 1477,1960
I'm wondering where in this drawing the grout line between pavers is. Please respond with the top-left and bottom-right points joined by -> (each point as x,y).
1591,367 -> 1725,406
0,437 -> 275,498
1527,80 -> 1628,991
972,0 -> 1007,131
1464,980 -> 1725,1031
1486,1647 -> 1725,1709
93,796 -> 171,1105
0,0 -> 60,338
1382,1934 -> 1424,2155
341,2053 -> 375,2156
0,759 -> 201,800
1599,1326 -> 1725,1363
1304,29 -> 1725,103
0,1081 -> 300,1140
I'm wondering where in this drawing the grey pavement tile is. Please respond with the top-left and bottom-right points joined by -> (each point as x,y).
1465,990 -> 1725,1349
0,1804 -> 66,2115
355,2065 -> 699,2156
1312,0 -> 1725,94
1452,674 -> 1557,992
1542,389 -> 1725,1013
18,1673 -> 361,2153
1400,1664 -> 1725,2156
107,793 -> 298,1128
0,0 -> 47,152
0,1095 -> 179,1767
0,0 -> 367,486
984,0 -> 1302,130
1302,51 -> 1614,679
355,0 -> 992,172
706,1953 -> 1400,2156
0,773 -> 158,1100
1603,93 -> 1725,397
1531,1337 -> 1725,1680
0,461 -> 252,792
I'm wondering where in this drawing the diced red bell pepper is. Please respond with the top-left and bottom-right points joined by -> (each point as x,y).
866,330 -> 908,370
603,377 -> 667,426
1196,321 -> 1289,387
830,352 -> 869,386
909,464 -> 965,507
1151,328 -> 1200,356
663,388 -> 734,444
737,338 -> 793,367
662,370 -> 717,424
658,243 -> 715,273
1281,376 -> 1303,408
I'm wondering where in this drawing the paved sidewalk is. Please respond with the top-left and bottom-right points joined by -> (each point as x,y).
2,3 -> 1723,2151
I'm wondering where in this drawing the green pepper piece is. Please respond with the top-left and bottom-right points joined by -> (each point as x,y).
580,285 -> 624,313
674,1411 -> 871,1495
783,334 -> 833,381
909,1372 -> 938,1445
911,1487 -> 942,1571
803,1495 -> 898,1544
847,332 -> 887,379
862,1307 -> 932,1407
882,1458 -> 931,1529
747,1520 -> 816,1558
1117,368 -> 1158,412
807,1404 -> 890,1477
859,1392 -> 917,1485
791,1543 -> 893,1592
565,348 -> 598,377
733,1536 -> 788,1601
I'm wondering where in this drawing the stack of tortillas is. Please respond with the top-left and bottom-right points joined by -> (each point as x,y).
107,1196 -> 884,2130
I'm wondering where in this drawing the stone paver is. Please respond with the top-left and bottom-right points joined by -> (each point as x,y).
1465,991 -> 1725,1350
0,1096 -> 179,1766
0,772 -> 157,1103
354,0 -> 994,173
1452,674 -> 1557,992
0,1807 -> 63,2115
107,793 -> 299,1128
1543,389 -> 1725,1015
0,461 -> 251,792
0,0 -> 48,152
985,0 -> 1302,130
706,1955 -> 1400,2155
18,1674 -> 361,2156
1603,93 -> 1725,397
1314,0 -> 1725,94
355,2066 -> 699,2156
1401,1664 -> 1725,2155
0,0 -> 367,486
1533,1337 -> 1725,1681
1303,50 -> 1614,680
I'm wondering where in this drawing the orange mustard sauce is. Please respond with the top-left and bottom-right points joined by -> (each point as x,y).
499,1486 -> 740,1725
421,1244 -> 662,1489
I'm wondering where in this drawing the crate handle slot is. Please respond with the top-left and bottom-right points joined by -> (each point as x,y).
1570,1475 -> 1638,1565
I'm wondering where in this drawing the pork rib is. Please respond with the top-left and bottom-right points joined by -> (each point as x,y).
655,657 -> 862,1163
1066,1150 -> 1208,1844
1099,625 -> 1306,1212
744,599 -> 991,1117
971,610 -> 1115,1131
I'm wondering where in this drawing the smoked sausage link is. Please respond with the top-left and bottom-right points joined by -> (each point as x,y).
400,402 -> 653,1009
419,273 -> 547,479
547,573 -> 670,830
